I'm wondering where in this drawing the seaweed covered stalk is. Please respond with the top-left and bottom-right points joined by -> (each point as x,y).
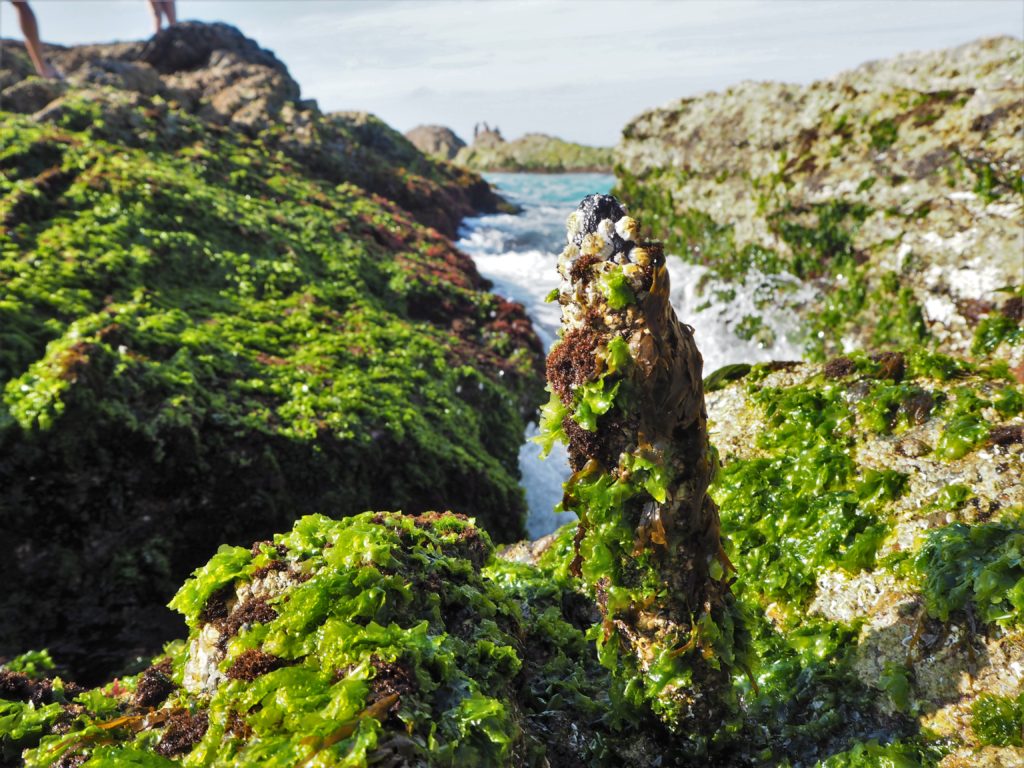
540,194 -> 748,734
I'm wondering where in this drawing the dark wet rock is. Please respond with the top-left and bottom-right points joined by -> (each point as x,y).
64,58 -> 163,96
138,21 -> 287,75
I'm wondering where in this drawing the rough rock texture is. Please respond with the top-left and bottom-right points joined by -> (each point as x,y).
615,36 -> 1023,368
0,23 -> 542,684
0,22 -> 507,237
541,195 -> 746,736
707,353 -> 1023,767
404,124 -> 467,161
455,131 -> 615,173
0,77 -> 65,113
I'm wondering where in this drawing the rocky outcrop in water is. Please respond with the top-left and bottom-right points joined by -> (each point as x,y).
455,131 -> 615,173
615,36 -> 1023,369
404,124 -> 467,161
541,194 -> 746,736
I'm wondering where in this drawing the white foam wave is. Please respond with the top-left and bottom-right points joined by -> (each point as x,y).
665,260 -> 811,374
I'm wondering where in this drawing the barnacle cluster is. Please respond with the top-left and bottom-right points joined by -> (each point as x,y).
541,194 -> 749,734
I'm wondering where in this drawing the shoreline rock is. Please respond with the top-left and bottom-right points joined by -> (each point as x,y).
455,130 -> 615,173
404,124 -> 466,161
615,35 -> 1023,369
0,22 -> 543,684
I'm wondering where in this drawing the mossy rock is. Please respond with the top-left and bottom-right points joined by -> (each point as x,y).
705,350 -> 1023,766
0,80 -> 543,681
2,347 -> 1021,766
0,512 -> 641,767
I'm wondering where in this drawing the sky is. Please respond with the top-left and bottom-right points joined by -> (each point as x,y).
2,1 -> 1022,146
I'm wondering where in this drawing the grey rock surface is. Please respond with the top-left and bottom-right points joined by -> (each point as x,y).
616,36 -> 1023,367
404,124 -> 467,161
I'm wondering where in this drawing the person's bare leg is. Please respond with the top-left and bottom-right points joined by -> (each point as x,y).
147,0 -> 176,32
10,1 -> 59,78
147,0 -> 164,32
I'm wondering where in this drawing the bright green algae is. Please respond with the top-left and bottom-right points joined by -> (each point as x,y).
0,96 -> 544,681
971,693 -> 1024,747
913,515 -> 1024,627
3,353 -> 1020,765
4,512 -> 623,767
2,124 -> 1020,768
531,344 -> 1022,764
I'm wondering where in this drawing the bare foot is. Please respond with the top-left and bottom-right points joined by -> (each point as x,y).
39,62 -> 63,80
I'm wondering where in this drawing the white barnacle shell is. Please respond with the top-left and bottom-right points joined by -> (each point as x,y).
622,263 -> 645,285
597,218 -> 616,243
557,243 -> 580,279
615,216 -> 639,242
581,232 -> 613,259
182,623 -> 226,695
566,211 -> 582,244
631,247 -> 651,267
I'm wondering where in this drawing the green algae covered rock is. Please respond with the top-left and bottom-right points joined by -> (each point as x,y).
0,26 -> 543,681
538,194 -> 750,740
706,351 -> 1023,767
615,36 -> 1023,367
3,175 -> 1021,766
455,132 -> 614,174
2,512 -> 626,767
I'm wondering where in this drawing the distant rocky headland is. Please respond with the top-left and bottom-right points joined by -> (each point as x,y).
406,123 -> 615,173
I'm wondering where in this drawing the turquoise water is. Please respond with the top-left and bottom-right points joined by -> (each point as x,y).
458,173 -> 614,350
485,172 -> 615,207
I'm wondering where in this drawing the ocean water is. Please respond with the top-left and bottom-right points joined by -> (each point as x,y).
458,173 -> 808,538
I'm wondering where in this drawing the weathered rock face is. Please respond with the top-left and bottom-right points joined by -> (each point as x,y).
0,23 -> 542,683
615,36 -> 1023,369
4,22 -> 298,132
404,124 -> 467,161
455,131 -> 615,173
0,22 -> 507,238
706,352 -> 1023,767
